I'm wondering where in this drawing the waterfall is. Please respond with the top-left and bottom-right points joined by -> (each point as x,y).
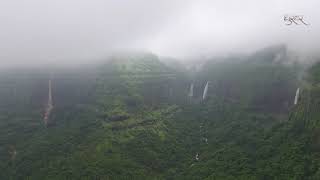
188,83 -> 194,97
202,81 -> 209,100
44,79 -> 54,126
195,153 -> 199,161
48,79 -> 53,107
294,88 -> 300,105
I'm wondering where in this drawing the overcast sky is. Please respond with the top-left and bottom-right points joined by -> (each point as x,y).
0,0 -> 319,66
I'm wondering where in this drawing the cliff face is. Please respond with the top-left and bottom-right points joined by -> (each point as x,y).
289,62 -> 320,136
1,48 -> 320,179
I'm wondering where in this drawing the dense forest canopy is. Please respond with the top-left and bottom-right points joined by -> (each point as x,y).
1,45 -> 320,179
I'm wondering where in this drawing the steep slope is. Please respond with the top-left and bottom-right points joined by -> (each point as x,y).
0,48 -> 319,179
0,54 -> 192,179
171,60 -> 319,179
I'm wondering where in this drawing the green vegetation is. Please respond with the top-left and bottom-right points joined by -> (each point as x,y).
1,49 -> 320,179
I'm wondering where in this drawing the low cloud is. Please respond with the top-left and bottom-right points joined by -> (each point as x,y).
0,0 -> 319,66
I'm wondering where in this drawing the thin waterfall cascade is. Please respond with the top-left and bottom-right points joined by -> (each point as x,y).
44,79 -> 54,126
294,88 -> 300,105
202,81 -> 209,100
48,79 -> 53,107
188,83 -> 194,97
195,153 -> 199,161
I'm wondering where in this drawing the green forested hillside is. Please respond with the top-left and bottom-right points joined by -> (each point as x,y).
0,49 -> 320,179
